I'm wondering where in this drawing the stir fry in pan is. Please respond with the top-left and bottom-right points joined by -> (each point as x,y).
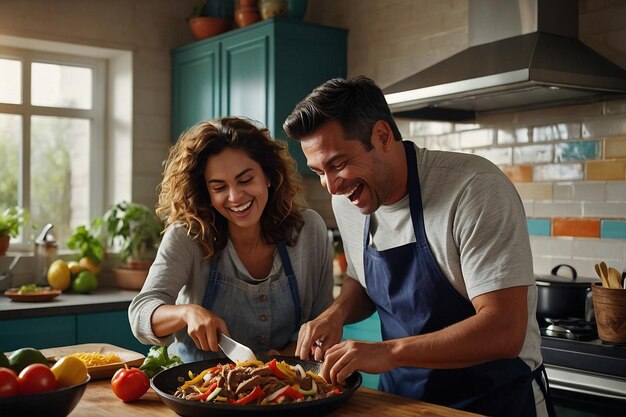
173,359 -> 343,405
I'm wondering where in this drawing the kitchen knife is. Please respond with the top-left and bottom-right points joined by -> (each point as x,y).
218,332 -> 257,363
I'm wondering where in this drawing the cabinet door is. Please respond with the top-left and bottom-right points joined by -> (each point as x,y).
76,311 -> 149,355
221,32 -> 269,127
0,315 -> 76,351
171,42 -> 221,141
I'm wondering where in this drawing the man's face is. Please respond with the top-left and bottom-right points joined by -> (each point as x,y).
300,120 -> 394,215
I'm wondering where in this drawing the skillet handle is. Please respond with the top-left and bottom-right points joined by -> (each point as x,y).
550,264 -> 578,281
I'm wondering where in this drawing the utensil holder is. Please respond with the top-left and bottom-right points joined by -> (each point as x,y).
591,283 -> 626,344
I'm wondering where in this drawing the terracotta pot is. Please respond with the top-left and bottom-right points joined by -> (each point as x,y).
235,0 -> 260,27
113,267 -> 149,291
0,235 -> 9,256
189,16 -> 231,40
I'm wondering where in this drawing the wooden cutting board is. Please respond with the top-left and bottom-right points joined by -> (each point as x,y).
39,343 -> 145,379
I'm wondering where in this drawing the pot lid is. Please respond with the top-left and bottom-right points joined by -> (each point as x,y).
535,264 -> 600,286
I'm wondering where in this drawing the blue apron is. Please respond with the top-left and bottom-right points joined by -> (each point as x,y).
177,241 -> 302,363
363,141 -> 555,417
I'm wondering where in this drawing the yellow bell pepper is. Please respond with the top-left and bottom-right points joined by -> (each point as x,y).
50,355 -> 89,387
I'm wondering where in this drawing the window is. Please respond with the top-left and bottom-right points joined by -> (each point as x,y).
0,47 -> 105,248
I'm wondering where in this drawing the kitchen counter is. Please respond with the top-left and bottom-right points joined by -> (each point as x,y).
70,379 -> 483,417
0,288 -> 138,320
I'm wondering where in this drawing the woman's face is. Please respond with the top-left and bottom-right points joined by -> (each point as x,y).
204,147 -> 270,232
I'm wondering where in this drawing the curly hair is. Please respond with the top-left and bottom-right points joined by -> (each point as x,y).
283,75 -> 402,149
157,117 -> 306,258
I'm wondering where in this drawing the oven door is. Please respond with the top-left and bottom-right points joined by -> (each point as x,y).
545,365 -> 626,417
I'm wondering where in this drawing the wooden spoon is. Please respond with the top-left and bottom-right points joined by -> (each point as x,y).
594,263 -> 610,288
608,267 -> 622,289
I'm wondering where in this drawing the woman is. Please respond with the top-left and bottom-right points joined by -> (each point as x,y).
129,117 -> 334,362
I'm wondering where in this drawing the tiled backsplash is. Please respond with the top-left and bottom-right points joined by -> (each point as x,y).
303,0 -> 626,279
400,99 -> 626,279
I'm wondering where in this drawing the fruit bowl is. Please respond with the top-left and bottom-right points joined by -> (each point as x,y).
0,374 -> 90,417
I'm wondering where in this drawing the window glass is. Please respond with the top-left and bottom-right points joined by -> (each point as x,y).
0,114 -> 21,208
0,58 -> 21,104
30,115 -> 90,245
31,62 -> 92,109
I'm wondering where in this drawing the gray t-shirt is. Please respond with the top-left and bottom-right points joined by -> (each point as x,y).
333,143 -> 542,373
129,209 -> 334,351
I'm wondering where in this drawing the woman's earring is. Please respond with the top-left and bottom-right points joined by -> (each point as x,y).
267,182 -> 271,188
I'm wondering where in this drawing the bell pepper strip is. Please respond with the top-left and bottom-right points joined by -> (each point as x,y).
236,359 -> 264,368
270,385 -> 304,403
180,369 -> 210,391
197,383 -> 220,402
227,385 -> 265,405
267,359 -> 288,379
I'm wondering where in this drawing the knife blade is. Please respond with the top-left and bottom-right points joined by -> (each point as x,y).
218,332 -> 257,363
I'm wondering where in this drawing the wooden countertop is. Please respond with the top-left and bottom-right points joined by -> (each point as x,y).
70,380 -> 482,417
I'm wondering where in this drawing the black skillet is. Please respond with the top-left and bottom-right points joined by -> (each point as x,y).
151,355 -> 362,417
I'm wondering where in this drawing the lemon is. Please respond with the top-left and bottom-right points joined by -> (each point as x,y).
47,259 -> 71,291
79,256 -> 102,276
50,355 -> 88,387
72,270 -> 98,294
67,261 -> 83,276
9,347 -> 48,373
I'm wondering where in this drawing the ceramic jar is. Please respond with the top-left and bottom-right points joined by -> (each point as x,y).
259,0 -> 288,20
235,0 -> 261,28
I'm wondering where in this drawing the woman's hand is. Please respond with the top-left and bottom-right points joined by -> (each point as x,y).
183,304 -> 229,352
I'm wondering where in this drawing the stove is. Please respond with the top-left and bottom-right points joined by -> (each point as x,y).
539,317 -> 626,416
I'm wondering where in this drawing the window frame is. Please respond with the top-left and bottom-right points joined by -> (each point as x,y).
0,46 -> 106,249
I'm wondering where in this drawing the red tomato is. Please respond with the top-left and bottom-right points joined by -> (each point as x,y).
18,363 -> 58,395
0,367 -> 19,397
111,367 -> 149,402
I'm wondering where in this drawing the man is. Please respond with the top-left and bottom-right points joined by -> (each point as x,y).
283,76 -> 555,417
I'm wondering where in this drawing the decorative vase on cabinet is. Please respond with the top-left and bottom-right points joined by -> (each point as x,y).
235,0 -> 261,28
171,19 -> 347,174
288,0 -> 308,19
259,0 -> 288,20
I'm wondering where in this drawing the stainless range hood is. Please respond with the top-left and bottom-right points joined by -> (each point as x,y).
383,0 -> 626,121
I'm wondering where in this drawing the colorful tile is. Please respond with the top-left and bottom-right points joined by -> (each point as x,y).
514,144 -> 553,164
555,140 -> 600,162
605,137 -> 626,158
502,165 -> 532,182
601,220 -> 626,239
474,147 -> 512,165
459,128 -> 494,148
534,163 -> 583,181
527,219 -> 551,236
533,123 -> 581,142
497,127 -> 529,144
586,160 -> 626,180
552,217 -> 600,238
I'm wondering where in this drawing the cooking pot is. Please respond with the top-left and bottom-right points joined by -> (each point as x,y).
535,264 -> 600,320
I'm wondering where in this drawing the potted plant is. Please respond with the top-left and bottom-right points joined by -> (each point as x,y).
0,207 -> 28,256
66,221 -> 106,276
100,201 -> 163,290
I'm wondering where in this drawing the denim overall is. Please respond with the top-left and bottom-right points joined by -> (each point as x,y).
177,241 -> 301,363
363,141 -> 555,416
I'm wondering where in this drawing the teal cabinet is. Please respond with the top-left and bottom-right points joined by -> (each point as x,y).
343,311 -> 382,389
0,316 -> 76,351
1,310 -> 148,355
76,311 -> 149,355
172,18 -> 347,173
